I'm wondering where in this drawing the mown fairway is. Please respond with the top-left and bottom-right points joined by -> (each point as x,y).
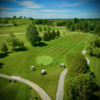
0,31 -> 99,100
0,25 -> 66,35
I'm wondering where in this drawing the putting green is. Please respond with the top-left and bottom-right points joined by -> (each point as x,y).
37,56 -> 53,65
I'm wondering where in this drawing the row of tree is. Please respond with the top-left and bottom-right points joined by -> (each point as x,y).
25,22 -> 60,44
66,53 -> 99,100
85,26 -> 100,57
66,20 -> 98,31
38,26 -> 51,32
43,30 -> 60,41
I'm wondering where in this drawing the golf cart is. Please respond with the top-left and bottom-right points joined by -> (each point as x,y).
60,63 -> 65,68
30,66 -> 35,71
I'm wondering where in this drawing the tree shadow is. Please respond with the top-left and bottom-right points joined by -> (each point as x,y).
0,52 -> 12,59
89,94 -> 100,100
0,63 -> 4,68
14,47 -> 28,52
32,42 -> 48,47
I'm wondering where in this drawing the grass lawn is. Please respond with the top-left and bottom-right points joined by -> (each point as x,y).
0,77 -> 42,100
0,30 -> 99,100
0,25 -> 66,35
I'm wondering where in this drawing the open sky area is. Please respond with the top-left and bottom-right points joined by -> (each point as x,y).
0,0 -> 100,18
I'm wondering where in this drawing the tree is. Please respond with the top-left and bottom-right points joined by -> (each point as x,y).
9,32 -> 15,37
74,17 -> 79,23
26,23 -> 41,44
79,22 -> 84,30
39,26 -> 42,32
85,34 -> 100,57
56,30 -> 60,37
83,21 -> 89,31
74,24 -> 80,30
52,30 -> 56,38
47,30 -> 52,40
47,27 -> 51,31
37,36 -> 42,43
67,53 -> 89,78
1,42 -> 8,54
66,20 -> 72,29
70,24 -> 75,31
7,37 -> 24,50
88,24 -> 94,31
19,16 -> 23,19
43,32 -> 48,41
94,26 -> 100,35
66,73 -> 99,100
44,27 -> 47,31
13,16 -> 16,19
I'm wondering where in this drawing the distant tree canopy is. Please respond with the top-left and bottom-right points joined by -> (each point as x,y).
39,26 -> 42,32
35,19 -> 49,25
74,17 -> 79,23
13,16 -> 16,19
66,20 -> 72,29
26,23 -> 41,44
94,26 -> 100,35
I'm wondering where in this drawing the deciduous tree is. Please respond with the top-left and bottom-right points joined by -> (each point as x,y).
1,42 -> 8,54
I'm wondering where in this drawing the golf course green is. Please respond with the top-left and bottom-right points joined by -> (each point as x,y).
0,26 -> 100,100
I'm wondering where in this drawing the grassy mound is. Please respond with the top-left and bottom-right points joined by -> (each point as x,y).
37,56 -> 53,65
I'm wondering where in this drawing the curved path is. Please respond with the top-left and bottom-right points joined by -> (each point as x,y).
82,49 -> 90,65
56,49 -> 90,100
0,73 -> 51,100
56,69 -> 68,100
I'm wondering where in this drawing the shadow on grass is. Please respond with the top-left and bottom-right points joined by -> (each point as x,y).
0,63 -> 4,68
0,52 -> 12,59
14,47 -> 28,52
32,42 -> 48,47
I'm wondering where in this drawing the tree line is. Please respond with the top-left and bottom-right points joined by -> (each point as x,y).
85,25 -> 100,57
66,53 -> 100,100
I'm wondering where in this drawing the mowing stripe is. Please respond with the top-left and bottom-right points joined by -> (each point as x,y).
44,35 -> 82,54
47,35 -> 86,54
61,35 -> 88,56
42,34 -> 80,52
63,35 -> 89,57
41,35 -> 72,53
42,34 -> 81,53
52,35 -> 86,53
52,35 -> 87,56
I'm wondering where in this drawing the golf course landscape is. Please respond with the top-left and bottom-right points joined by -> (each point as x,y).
0,18 -> 100,100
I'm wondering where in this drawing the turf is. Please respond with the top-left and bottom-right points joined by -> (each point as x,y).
0,25 -> 66,35
0,30 -> 100,100
37,56 -> 53,65
0,77 -> 42,100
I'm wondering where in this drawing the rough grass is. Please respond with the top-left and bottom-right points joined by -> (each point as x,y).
0,77 -> 42,100
0,31 -> 99,100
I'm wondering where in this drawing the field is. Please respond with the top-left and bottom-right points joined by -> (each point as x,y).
0,25 -> 66,35
0,26 -> 100,100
